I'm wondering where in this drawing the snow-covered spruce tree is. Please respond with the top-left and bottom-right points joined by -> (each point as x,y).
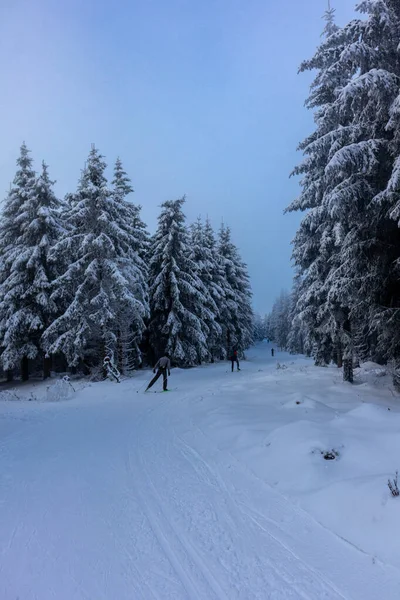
218,224 -> 253,355
325,0 -> 400,375
319,0 -> 400,380
289,1 -> 400,379
264,313 -> 274,342
189,218 -> 223,361
111,158 -> 149,371
43,146 -> 148,370
0,147 -> 63,380
148,198 -> 211,366
112,158 -> 150,262
367,0 -> 400,374
267,291 -> 291,351
286,5 -> 357,372
253,313 -> 266,342
265,304 -> 276,344
112,157 -> 133,198
202,217 -> 227,358
286,275 -> 310,356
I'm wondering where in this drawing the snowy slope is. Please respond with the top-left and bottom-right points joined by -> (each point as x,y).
1,343 -> 400,599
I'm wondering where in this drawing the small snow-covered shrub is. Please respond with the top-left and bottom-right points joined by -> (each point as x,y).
311,447 -> 340,461
46,377 -> 75,402
276,362 -> 288,370
0,389 -> 20,401
103,356 -> 121,383
388,471 -> 399,497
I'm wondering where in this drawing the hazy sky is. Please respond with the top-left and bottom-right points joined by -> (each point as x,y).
1,0 -> 356,313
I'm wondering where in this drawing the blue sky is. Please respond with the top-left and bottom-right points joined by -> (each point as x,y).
1,0 -> 356,313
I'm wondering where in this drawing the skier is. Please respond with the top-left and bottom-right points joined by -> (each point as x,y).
231,349 -> 240,372
146,353 -> 171,392
271,348 -> 275,357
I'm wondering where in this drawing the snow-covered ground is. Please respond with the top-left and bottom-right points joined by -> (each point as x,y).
1,343 -> 400,599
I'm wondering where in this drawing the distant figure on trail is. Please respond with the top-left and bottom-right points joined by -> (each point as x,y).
146,354 -> 171,392
271,348 -> 275,357
230,349 -> 240,372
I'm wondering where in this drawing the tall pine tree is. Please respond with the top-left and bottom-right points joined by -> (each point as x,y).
287,5 -> 347,367
189,218 -> 222,361
0,147 -> 63,379
112,157 -> 149,262
43,146 -> 148,369
111,158 -> 149,371
288,0 -> 400,382
148,198 -> 210,366
218,224 -> 253,355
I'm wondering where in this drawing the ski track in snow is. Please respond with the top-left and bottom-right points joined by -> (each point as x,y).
1,344 -> 400,599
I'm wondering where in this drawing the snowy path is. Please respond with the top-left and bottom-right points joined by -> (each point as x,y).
1,344 -> 400,599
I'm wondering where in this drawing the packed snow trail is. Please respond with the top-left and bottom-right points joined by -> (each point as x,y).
1,344 -> 400,599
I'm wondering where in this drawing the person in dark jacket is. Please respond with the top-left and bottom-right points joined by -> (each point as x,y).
146,354 -> 171,391
271,348 -> 275,357
231,349 -> 240,372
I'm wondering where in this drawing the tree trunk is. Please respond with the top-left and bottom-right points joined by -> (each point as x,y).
21,356 -> 29,382
343,358 -> 353,383
101,340 -> 107,380
6,369 -> 13,382
393,362 -> 400,393
43,355 -> 52,380
342,318 -> 353,383
336,341 -> 343,368
117,330 -> 124,374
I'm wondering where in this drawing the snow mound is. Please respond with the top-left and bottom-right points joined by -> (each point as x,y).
281,395 -> 318,409
45,377 -> 75,402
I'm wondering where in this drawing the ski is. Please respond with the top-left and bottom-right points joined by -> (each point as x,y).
143,387 -> 178,394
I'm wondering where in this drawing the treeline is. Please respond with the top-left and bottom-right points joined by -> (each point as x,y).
270,1 -> 400,386
0,144 -> 253,381
264,291 -> 305,355
253,298 -> 294,351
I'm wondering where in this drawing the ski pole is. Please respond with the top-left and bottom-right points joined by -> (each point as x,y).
136,379 -> 148,394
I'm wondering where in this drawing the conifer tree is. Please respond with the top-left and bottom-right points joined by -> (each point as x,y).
287,276 -> 309,356
218,224 -> 253,354
148,198 -> 209,366
203,218 -> 227,358
321,0 -> 400,375
43,146 -> 148,368
111,158 -> 149,370
189,218 -> 222,360
112,157 -> 149,261
267,291 -> 291,350
287,4 -> 349,369
289,0 -> 400,381
0,147 -> 63,379
253,314 -> 266,342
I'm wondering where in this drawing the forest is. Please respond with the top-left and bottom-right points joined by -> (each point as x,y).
0,144 -> 253,380
264,0 -> 400,389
